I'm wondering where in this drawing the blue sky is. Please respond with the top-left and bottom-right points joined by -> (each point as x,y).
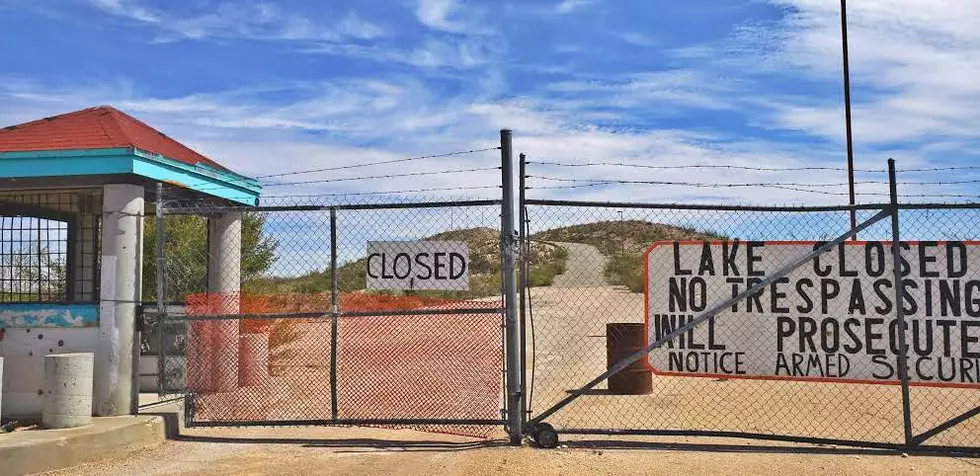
1,0 -> 980,205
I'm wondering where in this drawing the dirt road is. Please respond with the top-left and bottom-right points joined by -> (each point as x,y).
51,425 -> 980,475
550,242 -> 608,288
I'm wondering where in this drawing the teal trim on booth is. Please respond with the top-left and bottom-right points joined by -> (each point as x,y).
132,149 -> 260,205
0,147 -> 261,205
0,148 -> 133,178
0,303 -> 99,328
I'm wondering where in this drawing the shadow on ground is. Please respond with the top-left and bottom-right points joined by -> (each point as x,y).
561,439 -> 980,458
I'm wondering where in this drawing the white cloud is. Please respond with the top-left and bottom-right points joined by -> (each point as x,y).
414,0 -> 490,35
415,0 -> 457,31
740,0 -> 980,146
308,36 -> 500,69
8,0 -> 980,206
555,0 -> 595,14
619,32 -> 656,46
547,69 -> 736,112
0,75 -> 875,206
88,0 -> 383,42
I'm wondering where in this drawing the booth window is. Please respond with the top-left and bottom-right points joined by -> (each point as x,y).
0,191 -> 101,303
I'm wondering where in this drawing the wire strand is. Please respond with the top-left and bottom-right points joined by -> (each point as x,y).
529,160 -> 980,174
257,146 -> 501,179
261,185 -> 501,198
527,175 -> 885,188
527,181 -> 891,196
161,185 -> 502,203
529,160 -> 865,172
264,166 -> 500,187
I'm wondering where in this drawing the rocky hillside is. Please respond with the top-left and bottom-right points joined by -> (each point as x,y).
533,220 -> 721,254
532,220 -> 724,292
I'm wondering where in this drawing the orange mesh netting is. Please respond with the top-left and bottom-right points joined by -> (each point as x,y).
181,292 -> 503,438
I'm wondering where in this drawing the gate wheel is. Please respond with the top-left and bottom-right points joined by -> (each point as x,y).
532,423 -> 559,449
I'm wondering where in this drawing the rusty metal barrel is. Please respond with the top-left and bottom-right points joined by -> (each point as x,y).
606,323 -> 653,395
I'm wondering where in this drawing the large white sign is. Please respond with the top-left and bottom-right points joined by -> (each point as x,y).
645,240 -> 980,388
366,241 -> 469,291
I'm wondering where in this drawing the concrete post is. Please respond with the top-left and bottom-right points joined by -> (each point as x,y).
208,212 -> 241,392
95,184 -> 143,416
0,356 -> 4,422
42,353 -> 94,429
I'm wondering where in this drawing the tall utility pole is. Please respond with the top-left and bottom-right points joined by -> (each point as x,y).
841,0 -> 857,237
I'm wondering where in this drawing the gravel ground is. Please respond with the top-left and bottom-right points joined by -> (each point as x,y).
47,243 -> 980,474
47,425 -> 980,475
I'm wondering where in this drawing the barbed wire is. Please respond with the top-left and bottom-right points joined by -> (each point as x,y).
261,185 -> 501,198
529,160 -> 866,172
527,160 -> 980,174
527,182 -> 876,196
529,181 -> 980,200
159,185 -> 501,205
264,166 -> 501,187
526,175 -> 885,188
257,146 -> 501,179
900,178 -> 980,186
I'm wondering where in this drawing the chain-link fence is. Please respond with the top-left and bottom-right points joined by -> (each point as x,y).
143,144 -> 980,452
154,196 -> 510,437
522,197 -> 980,450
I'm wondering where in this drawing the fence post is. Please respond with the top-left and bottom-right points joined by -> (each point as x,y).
518,152 -> 528,428
330,207 -> 339,421
888,158 -> 914,446
155,183 -> 167,396
500,129 -> 524,444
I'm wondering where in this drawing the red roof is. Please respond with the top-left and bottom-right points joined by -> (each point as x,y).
0,105 -> 228,171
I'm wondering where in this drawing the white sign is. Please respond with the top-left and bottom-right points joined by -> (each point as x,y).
366,241 -> 469,291
645,240 -> 980,388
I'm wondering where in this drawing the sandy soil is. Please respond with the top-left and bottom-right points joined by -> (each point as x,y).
49,425 -> 980,476
51,243 -> 980,475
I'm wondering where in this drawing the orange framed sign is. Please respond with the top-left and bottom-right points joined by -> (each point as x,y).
643,240 -> 980,388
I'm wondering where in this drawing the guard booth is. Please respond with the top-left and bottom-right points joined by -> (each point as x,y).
0,106 -> 260,419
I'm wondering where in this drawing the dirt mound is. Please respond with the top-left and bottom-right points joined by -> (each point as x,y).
532,220 -> 721,255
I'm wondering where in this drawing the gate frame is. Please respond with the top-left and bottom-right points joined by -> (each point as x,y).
156,199 -> 512,429
155,128 -> 523,438
519,157 -> 980,453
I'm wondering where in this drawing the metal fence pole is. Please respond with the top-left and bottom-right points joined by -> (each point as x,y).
888,158 -> 915,446
500,129 -> 523,444
330,207 -> 339,421
155,183 -> 167,396
518,152 -> 528,428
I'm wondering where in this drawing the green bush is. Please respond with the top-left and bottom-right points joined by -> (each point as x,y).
528,245 -> 569,287
604,252 -> 645,293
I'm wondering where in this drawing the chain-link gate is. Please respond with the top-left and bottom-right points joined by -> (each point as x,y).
149,130 -> 527,441
521,159 -> 980,452
154,197 -> 514,436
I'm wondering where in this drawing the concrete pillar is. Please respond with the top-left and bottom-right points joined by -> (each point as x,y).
238,334 -> 269,387
42,353 -> 94,429
95,184 -> 144,416
208,212 -> 242,392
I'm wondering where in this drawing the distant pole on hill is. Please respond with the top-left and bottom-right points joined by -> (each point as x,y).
841,0 -> 857,238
